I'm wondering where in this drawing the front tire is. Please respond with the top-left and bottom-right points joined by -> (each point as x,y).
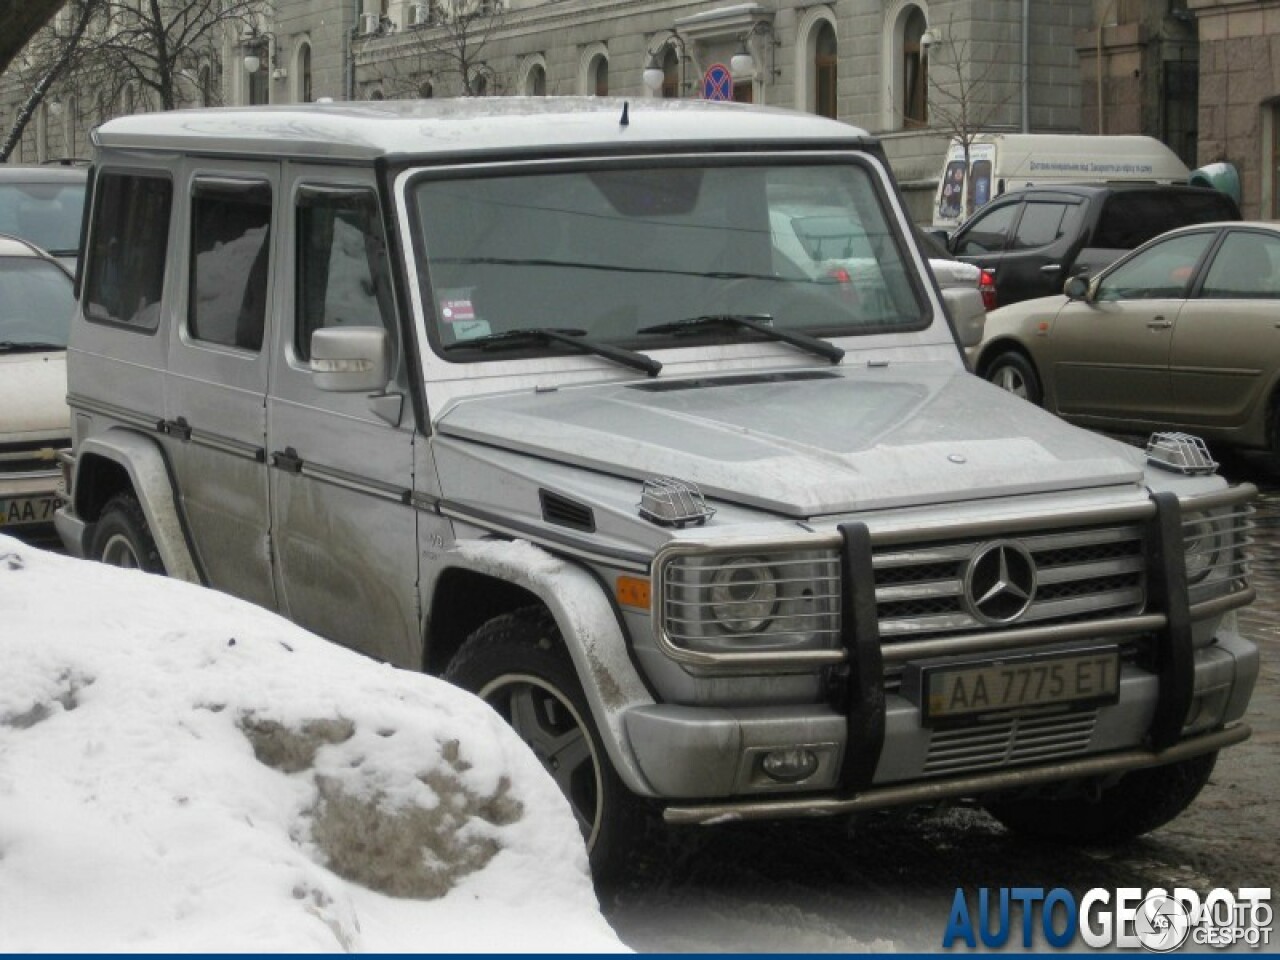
985,350 -> 1043,406
90,494 -> 164,573
444,607 -> 646,878
984,752 -> 1217,843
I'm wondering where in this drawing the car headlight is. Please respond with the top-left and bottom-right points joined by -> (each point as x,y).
1183,518 -> 1221,584
709,558 -> 779,633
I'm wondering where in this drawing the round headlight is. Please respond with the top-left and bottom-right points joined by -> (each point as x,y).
1184,519 -> 1221,584
709,558 -> 778,633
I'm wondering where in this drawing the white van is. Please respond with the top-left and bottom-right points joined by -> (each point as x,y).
932,134 -> 1189,231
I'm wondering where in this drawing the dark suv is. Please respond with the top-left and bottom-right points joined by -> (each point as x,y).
947,183 -> 1241,307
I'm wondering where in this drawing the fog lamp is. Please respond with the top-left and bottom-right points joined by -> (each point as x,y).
761,747 -> 819,783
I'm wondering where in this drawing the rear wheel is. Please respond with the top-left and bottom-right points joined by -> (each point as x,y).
444,606 -> 647,878
90,494 -> 164,573
984,752 -> 1217,843
985,350 -> 1043,406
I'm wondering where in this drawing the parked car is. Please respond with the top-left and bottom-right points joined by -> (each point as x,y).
57,100 -> 1257,876
971,220 -> 1280,456
769,206 -> 987,341
947,183 -> 1241,308
0,164 -> 89,272
917,227 -> 996,310
0,233 -> 75,547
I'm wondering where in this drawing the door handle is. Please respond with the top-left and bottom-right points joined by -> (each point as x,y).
1147,318 -> 1173,330
270,447 -> 304,474
1039,263 -> 1061,275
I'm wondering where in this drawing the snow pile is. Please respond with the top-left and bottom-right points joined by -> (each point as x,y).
0,536 -> 626,952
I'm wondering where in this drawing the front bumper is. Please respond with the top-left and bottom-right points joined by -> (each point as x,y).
624,626 -> 1258,812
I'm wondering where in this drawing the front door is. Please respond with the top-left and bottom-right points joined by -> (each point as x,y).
1050,230 -> 1215,424
265,167 -> 421,668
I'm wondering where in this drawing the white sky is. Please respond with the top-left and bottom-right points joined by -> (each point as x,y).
0,534 -> 627,953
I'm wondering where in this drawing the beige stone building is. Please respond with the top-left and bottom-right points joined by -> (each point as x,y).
2,0 -> 1098,221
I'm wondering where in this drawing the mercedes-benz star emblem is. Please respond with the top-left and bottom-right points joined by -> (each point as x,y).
963,540 -> 1038,625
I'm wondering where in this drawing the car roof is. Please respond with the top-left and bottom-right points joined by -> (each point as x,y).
92,98 -> 877,163
991,182 -> 1221,201
0,164 -> 88,184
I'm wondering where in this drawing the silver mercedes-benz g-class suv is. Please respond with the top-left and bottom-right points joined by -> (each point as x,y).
57,99 -> 1257,874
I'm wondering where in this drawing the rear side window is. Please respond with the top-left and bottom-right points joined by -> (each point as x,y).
188,179 -> 272,352
954,202 -> 1019,255
295,186 -> 396,361
1093,191 -> 1239,250
84,172 -> 172,330
1010,201 -> 1081,250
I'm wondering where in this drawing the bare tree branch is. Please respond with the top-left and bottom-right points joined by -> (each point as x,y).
925,17 -> 1017,218
365,0 -> 509,98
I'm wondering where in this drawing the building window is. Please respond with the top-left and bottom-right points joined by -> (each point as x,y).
526,63 -> 546,96
248,61 -> 269,105
902,6 -> 927,127
298,43 -> 313,103
815,22 -> 837,119
662,46 -> 680,99
592,55 -> 608,96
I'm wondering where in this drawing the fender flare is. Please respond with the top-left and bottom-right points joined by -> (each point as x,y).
441,540 -> 660,797
74,429 -> 201,584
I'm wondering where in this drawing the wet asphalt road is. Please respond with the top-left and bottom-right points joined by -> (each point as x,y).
602,454 -> 1280,953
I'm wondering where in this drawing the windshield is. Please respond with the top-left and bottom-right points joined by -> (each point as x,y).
0,181 -> 86,255
0,258 -> 75,348
413,160 -> 926,362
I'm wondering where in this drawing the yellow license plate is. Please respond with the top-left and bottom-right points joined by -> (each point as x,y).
920,646 -> 1120,726
0,495 -> 59,527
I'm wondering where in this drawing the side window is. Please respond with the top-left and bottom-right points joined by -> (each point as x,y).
188,179 -> 272,351
1200,232 -> 1280,300
295,186 -> 396,361
1095,232 -> 1214,302
84,172 -> 172,330
954,202 -> 1019,256
1010,201 -> 1078,250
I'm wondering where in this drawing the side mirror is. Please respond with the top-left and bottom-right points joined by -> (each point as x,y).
310,326 -> 389,393
941,286 -> 986,348
1063,275 -> 1091,301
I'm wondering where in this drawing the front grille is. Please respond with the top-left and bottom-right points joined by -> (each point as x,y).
1,439 -> 65,477
923,710 -> 1098,777
873,522 -> 1147,640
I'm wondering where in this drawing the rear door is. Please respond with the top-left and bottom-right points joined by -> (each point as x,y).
1168,227 -> 1280,427
951,196 -> 1021,300
163,162 -> 277,607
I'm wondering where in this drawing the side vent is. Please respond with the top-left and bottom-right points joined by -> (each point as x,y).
539,490 -> 596,532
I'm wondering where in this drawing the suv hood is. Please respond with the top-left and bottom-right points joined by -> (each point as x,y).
436,364 -> 1144,517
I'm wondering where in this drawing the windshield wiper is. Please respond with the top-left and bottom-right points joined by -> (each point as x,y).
442,327 -> 662,377
637,314 -> 844,365
0,340 -> 65,353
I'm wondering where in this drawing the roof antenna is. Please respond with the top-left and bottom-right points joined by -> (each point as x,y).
620,101 -> 629,127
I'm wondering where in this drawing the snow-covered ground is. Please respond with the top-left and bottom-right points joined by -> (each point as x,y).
0,535 -> 626,953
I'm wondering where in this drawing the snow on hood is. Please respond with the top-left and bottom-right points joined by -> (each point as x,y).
436,363 -> 1144,517
0,538 -> 625,953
